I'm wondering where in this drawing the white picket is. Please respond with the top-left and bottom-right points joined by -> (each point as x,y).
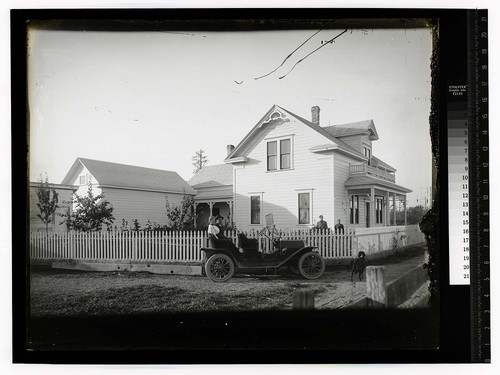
29,228 -> 378,263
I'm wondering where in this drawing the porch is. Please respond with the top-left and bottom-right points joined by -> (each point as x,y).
194,200 -> 233,229
345,174 -> 412,230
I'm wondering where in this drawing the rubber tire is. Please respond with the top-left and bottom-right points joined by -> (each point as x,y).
205,254 -> 235,282
298,252 -> 325,280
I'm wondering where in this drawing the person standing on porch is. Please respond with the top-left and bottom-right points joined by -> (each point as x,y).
334,219 -> 345,235
316,215 -> 328,230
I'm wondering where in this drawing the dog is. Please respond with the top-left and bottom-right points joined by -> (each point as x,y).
351,251 -> 366,282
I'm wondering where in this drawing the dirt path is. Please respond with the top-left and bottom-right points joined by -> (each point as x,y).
30,247 -> 428,316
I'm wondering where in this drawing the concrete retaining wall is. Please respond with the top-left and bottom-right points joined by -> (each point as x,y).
343,263 -> 429,309
51,261 -> 202,275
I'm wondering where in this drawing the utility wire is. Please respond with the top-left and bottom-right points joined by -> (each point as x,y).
254,29 -> 323,80
278,29 -> 348,80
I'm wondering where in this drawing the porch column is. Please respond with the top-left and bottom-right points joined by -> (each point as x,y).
193,202 -> 197,229
385,191 -> 390,226
370,187 -> 375,228
208,202 -> 214,216
227,200 -> 233,226
393,193 -> 397,226
404,196 -> 407,225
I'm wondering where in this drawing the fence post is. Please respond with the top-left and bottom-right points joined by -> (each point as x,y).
292,290 -> 315,310
366,266 -> 387,308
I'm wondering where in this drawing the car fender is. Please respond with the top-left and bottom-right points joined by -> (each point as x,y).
277,246 -> 319,267
201,248 -> 241,267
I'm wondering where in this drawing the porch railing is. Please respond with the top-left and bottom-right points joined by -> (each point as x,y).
349,163 -> 396,182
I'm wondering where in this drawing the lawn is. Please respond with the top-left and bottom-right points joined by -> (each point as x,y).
30,269 -> 334,316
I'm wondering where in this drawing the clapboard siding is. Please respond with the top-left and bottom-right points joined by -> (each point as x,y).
234,117 -> 334,230
338,135 -> 362,153
333,152 -> 356,225
101,187 -> 185,229
337,135 -> 372,154
194,185 -> 233,200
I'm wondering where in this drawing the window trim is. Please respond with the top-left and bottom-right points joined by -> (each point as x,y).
266,135 -> 293,171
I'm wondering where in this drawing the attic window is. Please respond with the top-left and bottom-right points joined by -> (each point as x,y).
79,174 -> 87,185
363,146 -> 372,166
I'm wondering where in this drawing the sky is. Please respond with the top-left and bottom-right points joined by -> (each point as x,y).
28,25 -> 433,206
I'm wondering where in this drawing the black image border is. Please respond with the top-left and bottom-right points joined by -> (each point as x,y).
11,7 -> 481,364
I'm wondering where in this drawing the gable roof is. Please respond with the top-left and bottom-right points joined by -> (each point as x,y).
322,119 -> 379,140
188,164 -> 233,188
61,158 -> 196,195
225,104 -> 367,162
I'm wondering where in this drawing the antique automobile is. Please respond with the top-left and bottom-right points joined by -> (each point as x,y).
201,215 -> 325,282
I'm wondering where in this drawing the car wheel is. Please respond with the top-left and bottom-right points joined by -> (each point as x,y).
298,252 -> 325,280
205,254 -> 235,282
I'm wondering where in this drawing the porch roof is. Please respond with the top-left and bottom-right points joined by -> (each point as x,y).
345,175 -> 412,194
193,185 -> 233,202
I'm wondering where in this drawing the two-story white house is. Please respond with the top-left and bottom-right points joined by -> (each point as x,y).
224,105 -> 411,231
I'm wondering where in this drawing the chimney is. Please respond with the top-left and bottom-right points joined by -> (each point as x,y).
311,106 -> 320,125
227,144 -> 235,156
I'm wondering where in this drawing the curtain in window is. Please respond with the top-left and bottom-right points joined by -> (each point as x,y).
251,196 -> 260,224
280,139 -> 291,169
298,193 -> 310,224
267,141 -> 277,171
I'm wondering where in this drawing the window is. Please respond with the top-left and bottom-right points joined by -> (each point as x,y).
267,137 -> 292,171
350,195 -> 359,224
376,197 -> 384,224
250,196 -> 261,224
267,141 -> 277,171
280,139 -> 291,169
298,193 -> 310,224
363,146 -> 371,166
79,174 -> 86,185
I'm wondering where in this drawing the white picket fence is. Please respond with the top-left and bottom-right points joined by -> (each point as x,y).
29,226 -> 424,264
29,229 -> 355,263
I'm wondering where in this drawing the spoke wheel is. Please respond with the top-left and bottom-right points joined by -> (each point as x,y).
205,254 -> 235,282
298,252 -> 325,280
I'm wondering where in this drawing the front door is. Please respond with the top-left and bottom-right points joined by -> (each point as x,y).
365,202 -> 370,228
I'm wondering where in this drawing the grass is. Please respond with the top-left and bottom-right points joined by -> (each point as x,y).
30,281 -> 327,317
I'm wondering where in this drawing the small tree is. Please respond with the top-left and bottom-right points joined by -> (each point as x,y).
60,181 -> 115,231
35,175 -> 59,232
192,149 -> 208,174
165,194 -> 195,230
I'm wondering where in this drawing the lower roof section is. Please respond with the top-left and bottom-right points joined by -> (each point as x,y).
345,175 -> 412,194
